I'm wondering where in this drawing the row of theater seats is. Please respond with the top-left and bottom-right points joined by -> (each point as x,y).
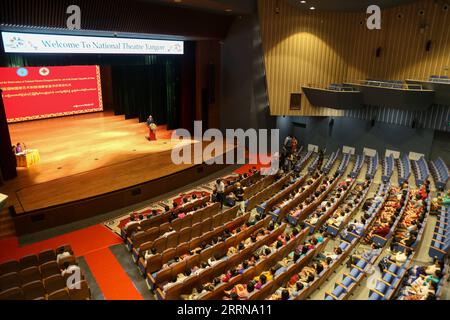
349,154 -> 364,179
126,202 -> 220,253
412,156 -> 430,187
369,194 -> 431,300
429,205 -> 450,260
430,157 -> 449,191
365,79 -> 404,89
290,237 -> 357,300
0,245 -> 90,300
322,149 -> 340,174
342,183 -> 390,243
365,153 -> 379,180
295,151 -> 314,172
368,255 -> 413,300
337,152 -> 351,175
307,153 -> 320,174
382,155 -> 395,183
157,219 -> 283,300
397,153 -> 412,185
429,75 -> 450,83
136,158 -> 307,299
371,188 -> 410,247
130,205 -> 236,263
325,185 -> 391,300
326,180 -> 373,237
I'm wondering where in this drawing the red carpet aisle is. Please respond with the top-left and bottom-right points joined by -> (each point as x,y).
83,247 -> 143,300
0,224 -> 122,263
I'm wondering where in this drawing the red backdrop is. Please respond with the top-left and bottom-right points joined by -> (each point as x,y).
0,65 -> 103,122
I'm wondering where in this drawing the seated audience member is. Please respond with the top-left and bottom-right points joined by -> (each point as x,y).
123,214 -> 140,234
56,247 -> 72,265
61,262 -> 81,278
144,247 -> 157,262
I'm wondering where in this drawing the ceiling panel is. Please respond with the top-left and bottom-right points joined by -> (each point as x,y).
285,0 -> 424,12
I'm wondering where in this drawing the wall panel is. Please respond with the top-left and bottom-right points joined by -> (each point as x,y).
259,0 -> 449,131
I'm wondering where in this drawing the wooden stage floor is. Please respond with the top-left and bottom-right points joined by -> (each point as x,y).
1,111 -> 234,215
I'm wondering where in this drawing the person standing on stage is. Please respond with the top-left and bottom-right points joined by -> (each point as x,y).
146,115 -> 157,141
215,178 -> 225,209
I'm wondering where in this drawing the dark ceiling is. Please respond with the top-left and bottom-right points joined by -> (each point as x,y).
137,0 -> 256,14
285,0 -> 423,12
139,0 -> 430,14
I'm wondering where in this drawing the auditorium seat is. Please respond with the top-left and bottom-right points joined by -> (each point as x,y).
48,288 -> 70,300
0,272 -> 22,291
191,223 -> 202,239
20,266 -> 41,284
171,261 -> 187,277
19,254 -> 39,270
161,248 -> 176,265
154,237 -> 167,253
22,280 -> 46,300
68,280 -> 91,300
181,216 -> 193,230
0,287 -> 25,300
159,222 -> 171,234
201,218 -> 213,233
40,261 -> 60,279
166,233 -> 179,249
38,249 -> 57,265
43,274 -> 66,295
0,260 -> 21,276
172,219 -> 183,231
176,243 -> 189,257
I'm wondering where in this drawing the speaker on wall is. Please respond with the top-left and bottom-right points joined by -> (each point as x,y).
426,40 -> 432,51
376,47 -> 382,58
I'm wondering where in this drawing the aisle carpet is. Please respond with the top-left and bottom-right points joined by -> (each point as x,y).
83,247 -> 143,300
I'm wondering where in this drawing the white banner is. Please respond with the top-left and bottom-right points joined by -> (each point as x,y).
1,31 -> 184,55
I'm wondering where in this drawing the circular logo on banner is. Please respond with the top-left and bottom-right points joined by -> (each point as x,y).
16,68 -> 28,77
39,67 -> 50,76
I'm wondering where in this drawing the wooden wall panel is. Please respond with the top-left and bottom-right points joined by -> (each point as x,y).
347,0 -> 450,81
259,0 -> 450,118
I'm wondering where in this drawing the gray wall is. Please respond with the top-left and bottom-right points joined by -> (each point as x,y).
218,4 -> 449,165
276,116 -> 450,163
220,12 -> 275,132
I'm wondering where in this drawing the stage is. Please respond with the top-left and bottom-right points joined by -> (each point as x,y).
0,111 -> 236,235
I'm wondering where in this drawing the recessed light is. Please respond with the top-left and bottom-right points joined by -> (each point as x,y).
310,6 -> 315,10
225,9 -> 232,12
301,1 -> 306,3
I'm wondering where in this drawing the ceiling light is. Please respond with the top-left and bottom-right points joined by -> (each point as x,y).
225,9 -> 232,12
301,1 -> 306,3
310,6 -> 315,10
